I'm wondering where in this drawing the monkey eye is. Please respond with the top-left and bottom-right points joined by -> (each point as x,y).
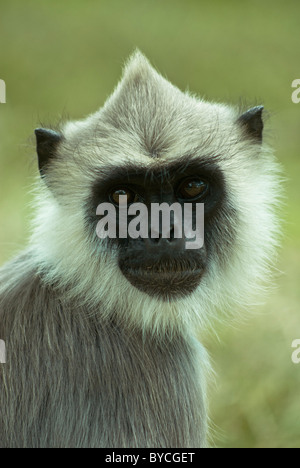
177,178 -> 209,200
109,187 -> 138,206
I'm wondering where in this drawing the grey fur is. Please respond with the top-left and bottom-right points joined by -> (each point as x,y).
0,51 -> 281,448
0,251 -> 207,447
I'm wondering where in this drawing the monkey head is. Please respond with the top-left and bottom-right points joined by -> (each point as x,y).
32,52 -> 281,334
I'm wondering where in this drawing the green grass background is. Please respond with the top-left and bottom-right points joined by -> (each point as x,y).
0,0 -> 300,448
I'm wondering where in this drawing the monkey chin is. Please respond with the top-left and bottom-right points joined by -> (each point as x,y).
119,262 -> 204,300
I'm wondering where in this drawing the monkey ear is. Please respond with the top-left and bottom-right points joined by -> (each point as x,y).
35,128 -> 62,176
236,106 -> 264,143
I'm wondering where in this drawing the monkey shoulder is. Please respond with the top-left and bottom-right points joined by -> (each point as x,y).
0,250 -> 56,336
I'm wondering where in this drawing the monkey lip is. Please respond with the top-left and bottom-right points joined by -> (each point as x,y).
125,266 -> 203,277
120,264 -> 204,299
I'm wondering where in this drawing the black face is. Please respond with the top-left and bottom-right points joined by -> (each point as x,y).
87,156 -> 229,300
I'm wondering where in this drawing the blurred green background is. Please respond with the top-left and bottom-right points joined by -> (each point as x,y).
0,0 -> 300,448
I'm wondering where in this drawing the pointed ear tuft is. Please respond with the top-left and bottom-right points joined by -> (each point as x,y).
35,128 -> 62,176
237,106 -> 264,142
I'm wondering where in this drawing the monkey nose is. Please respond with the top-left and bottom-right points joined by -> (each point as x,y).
144,227 -> 186,252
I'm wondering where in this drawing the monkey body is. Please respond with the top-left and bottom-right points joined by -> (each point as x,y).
0,52 -> 281,447
0,252 -> 207,448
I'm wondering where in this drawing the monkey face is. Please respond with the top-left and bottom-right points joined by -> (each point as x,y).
89,158 -> 226,300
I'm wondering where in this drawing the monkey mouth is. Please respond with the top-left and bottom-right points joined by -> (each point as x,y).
119,258 -> 204,300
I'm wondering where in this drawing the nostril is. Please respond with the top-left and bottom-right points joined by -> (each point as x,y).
147,225 -> 178,243
144,229 -> 185,250
148,229 -> 176,244
168,226 -> 175,242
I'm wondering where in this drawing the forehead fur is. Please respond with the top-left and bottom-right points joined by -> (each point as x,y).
61,51 -> 239,168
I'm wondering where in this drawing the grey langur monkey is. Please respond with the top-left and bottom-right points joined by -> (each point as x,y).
0,51 -> 281,448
